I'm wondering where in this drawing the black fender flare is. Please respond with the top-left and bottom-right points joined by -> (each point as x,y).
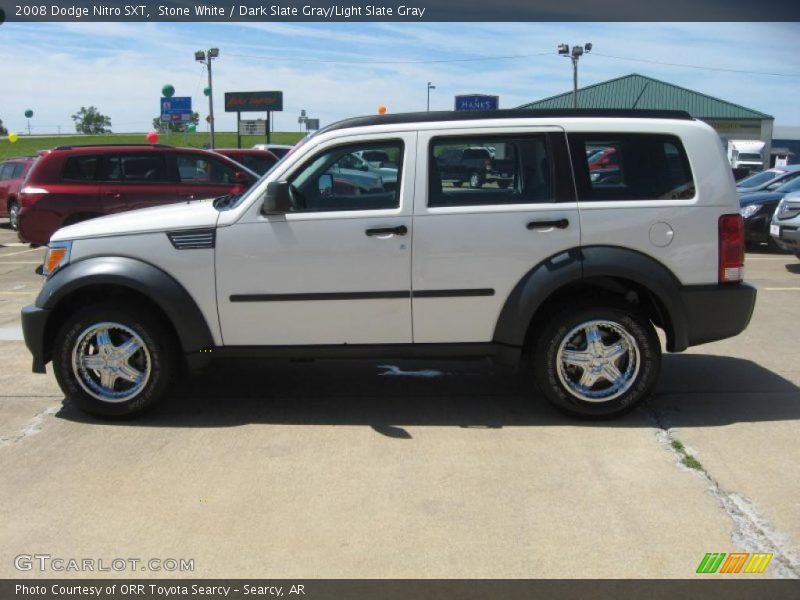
493,246 -> 690,352
36,256 -> 214,355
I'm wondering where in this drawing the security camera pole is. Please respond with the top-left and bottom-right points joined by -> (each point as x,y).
195,48 -> 220,149
558,43 -> 592,108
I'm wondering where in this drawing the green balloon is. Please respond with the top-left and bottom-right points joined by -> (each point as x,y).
162,84 -> 175,98
24,109 -> 33,118
203,87 -> 211,97
187,124 -> 197,133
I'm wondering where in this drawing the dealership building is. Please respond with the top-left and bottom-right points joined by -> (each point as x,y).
518,73 -> 777,162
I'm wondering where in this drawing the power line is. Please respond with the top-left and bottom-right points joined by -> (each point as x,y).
591,52 -> 800,78
225,51 -> 554,65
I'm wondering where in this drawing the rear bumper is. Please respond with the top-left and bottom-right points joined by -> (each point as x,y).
677,283 -> 757,349
21,304 -> 49,373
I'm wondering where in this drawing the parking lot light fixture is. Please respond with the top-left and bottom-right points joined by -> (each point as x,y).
558,43 -> 592,108
195,48 -> 220,149
427,82 -> 436,112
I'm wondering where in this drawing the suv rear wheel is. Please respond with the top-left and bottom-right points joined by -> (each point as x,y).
53,303 -> 177,418
532,301 -> 661,418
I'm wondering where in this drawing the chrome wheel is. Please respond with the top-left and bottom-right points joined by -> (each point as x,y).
71,322 -> 151,403
8,202 -> 19,230
556,319 -> 640,403
469,172 -> 482,188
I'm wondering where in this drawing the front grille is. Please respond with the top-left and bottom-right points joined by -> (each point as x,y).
166,229 -> 216,249
778,202 -> 800,221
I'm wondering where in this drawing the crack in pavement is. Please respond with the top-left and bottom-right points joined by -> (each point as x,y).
643,400 -> 800,578
0,405 -> 58,447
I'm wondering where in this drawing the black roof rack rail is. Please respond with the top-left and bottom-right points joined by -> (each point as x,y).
52,143 -> 174,150
320,109 -> 693,134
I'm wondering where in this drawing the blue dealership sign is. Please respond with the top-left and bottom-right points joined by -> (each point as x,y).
454,94 -> 499,111
160,96 -> 193,123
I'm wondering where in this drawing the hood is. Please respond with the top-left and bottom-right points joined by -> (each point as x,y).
738,191 -> 783,207
51,199 -> 221,242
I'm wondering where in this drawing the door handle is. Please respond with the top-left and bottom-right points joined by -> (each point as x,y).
527,219 -> 569,230
366,225 -> 408,237
106,192 -> 122,200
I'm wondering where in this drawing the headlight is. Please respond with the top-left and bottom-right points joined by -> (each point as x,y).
740,204 -> 760,219
42,241 -> 72,277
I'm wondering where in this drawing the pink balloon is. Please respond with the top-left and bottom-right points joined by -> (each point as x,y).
146,131 -> 159,144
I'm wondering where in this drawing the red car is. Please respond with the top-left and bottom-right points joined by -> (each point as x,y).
0,156 -> 37,230
18,144 -> 258,245
214,148 -> 279,176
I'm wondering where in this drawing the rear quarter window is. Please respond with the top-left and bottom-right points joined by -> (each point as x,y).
569,133 -> 696,201
61,155 -> 102,181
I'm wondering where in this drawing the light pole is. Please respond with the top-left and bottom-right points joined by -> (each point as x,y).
427,82 -> 436,111
558,43 -> 592,109
195,48 -> 220,149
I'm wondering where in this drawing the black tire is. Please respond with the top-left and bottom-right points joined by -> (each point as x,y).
452,181 -> 463,188
531,301 -> 661,418
497,181 -> 510,189
53,303 -> 177,418
468,172 -> 483,189
8,200 -> 19,230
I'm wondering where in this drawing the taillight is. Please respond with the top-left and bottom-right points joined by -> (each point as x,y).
719,214 -> 744,283
484,159 -> 492,171
19,186 -> 49,207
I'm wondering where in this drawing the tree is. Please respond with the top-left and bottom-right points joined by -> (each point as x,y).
152,111 -> 199,133
71,106 -> 112,134
0,119 -> 8,136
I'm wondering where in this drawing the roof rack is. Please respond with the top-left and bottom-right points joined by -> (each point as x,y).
53,144 -> 174,150
321,109 -> 693,134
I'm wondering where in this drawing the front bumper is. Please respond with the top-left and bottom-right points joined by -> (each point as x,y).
678,283 -> 757,349
771,223 -> 800,252
21,304 -> 50,373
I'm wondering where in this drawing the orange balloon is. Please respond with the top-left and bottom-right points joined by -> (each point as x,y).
378,105 -> 387,115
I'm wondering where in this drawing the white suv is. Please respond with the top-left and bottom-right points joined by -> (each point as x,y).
22,109 -> 756,419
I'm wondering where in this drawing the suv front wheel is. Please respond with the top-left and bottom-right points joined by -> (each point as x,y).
53,303 -> 177,418
532,302 -> 661,418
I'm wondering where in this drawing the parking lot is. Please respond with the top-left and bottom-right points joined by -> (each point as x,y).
0,219 -> 798,579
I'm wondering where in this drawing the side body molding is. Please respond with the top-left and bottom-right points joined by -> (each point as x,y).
36,256 -> 214,354
493,246 -> 691,352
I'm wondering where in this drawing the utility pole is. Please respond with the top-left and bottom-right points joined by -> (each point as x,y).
427,82 -> 436,111
195,48 -> 220,149
558,43 -> 592,109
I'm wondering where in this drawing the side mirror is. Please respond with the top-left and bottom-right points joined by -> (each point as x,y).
261,181 -> 292,215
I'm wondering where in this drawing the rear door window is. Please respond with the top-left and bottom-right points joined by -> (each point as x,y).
106,154 -> 170,183
12,162 -> 27,178
569,133 -> 695,201
429,136 -> 552,207
177,154 -> 237,184
0,163 -> 12,180
62,155 -> 102,181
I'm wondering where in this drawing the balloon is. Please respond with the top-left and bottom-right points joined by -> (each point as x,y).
24,110 -> 34,118
203,87 -> 211,97
162,84 -> 175,98
146,131 -> 159,144
8,132 -> 19,143
378,105 -> 387,115
187,123 -> 197,133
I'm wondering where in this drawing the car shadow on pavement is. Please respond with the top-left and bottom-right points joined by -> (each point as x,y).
54,353 -> 800,434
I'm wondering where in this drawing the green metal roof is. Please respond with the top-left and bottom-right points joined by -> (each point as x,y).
518,73 -> 773,120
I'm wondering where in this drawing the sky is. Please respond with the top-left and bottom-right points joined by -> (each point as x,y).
0,21 -> 799,135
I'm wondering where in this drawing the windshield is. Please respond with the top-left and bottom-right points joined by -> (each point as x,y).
776,177 -> 800,194
738,153 -> 762,162
737,170 -> 778,188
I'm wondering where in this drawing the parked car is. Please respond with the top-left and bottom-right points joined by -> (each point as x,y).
0,156 -> 37,230
214,148 -> 279,176
251,144 -> 293,159
17,144 -> 258,245
770,194 -> 800,257
21,109 -> 755,420
435,146 -> 512,189
736,165 -> 800,194
739,176 -> 800,250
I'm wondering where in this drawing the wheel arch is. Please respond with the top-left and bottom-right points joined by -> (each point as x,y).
37,256 -> 214,364
493,246 -> 690,353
